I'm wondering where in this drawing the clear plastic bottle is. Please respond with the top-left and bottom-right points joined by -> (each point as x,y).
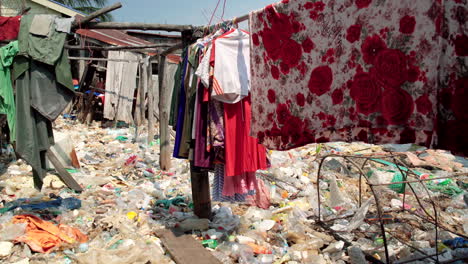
270,182 -> 277,201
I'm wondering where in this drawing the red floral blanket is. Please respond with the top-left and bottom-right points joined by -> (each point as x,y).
249,0 -> 467,156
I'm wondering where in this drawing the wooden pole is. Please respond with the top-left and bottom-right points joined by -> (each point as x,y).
158,54 -> 171,170
72,2 -> 122,28
84,22 -> 194,32
190,165 -> 212,219
65,43 -> 176,51
147,62 -> 155,145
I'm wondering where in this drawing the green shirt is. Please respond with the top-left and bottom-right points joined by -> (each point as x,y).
0,41 -> 18,142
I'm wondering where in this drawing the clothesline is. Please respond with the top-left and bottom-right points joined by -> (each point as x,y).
65,43 -> 174,51
198,13 -> 249,31
68,56 -> 157,63
159,13 -> 249,56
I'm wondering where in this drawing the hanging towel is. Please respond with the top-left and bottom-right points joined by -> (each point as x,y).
29,15 -> 54,36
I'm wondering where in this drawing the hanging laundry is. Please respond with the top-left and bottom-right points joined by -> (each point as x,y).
29,15 -> 54,37
436,1 -> 468,156
170,25 -> 267,201
54,17 -> 74,34
211,29 -> 251,103
0,41 -> 18,142
104,50 -> 140,125
18,15 -> 67,66
178,45 -> 201,158
249,0 -> 441,151
224,95 -> 267,177
13,15 -> 75,186
194,81 -> 214,168
212,164 -> 248,202
0,16 -> 21,41
172,50 -> 189,158
169,60 -> 183,127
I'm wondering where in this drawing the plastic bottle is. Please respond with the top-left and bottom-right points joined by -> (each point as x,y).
257,254 -> 274,264
270,182 -> 277,200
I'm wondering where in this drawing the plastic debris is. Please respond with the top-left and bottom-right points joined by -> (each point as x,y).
0,116 -> 465,264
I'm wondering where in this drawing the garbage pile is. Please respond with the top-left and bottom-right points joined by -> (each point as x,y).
0,116 -> 466,264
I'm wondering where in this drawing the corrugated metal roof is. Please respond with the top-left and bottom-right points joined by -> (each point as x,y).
76,28 -> 156,47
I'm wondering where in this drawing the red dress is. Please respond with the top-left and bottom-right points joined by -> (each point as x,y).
223,95 -> 267,177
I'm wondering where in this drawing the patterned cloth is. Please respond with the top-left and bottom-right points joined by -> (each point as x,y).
249,0 -> 467,155
212,164 -> 254,202
437,0 -> 468,156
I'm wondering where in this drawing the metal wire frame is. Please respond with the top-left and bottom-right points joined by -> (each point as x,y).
315,152 -> 467,264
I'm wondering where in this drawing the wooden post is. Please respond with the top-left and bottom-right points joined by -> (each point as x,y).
147,60 -> 155,145
190,164 -> 212,219
158,55 -> 171,170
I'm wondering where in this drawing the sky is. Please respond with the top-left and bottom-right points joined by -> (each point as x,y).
106,0 -> 275,26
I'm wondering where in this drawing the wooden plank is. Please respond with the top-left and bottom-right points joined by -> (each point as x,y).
158,55 -> 171,170
46,150 -> 83,192
155,229 -> 221,264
